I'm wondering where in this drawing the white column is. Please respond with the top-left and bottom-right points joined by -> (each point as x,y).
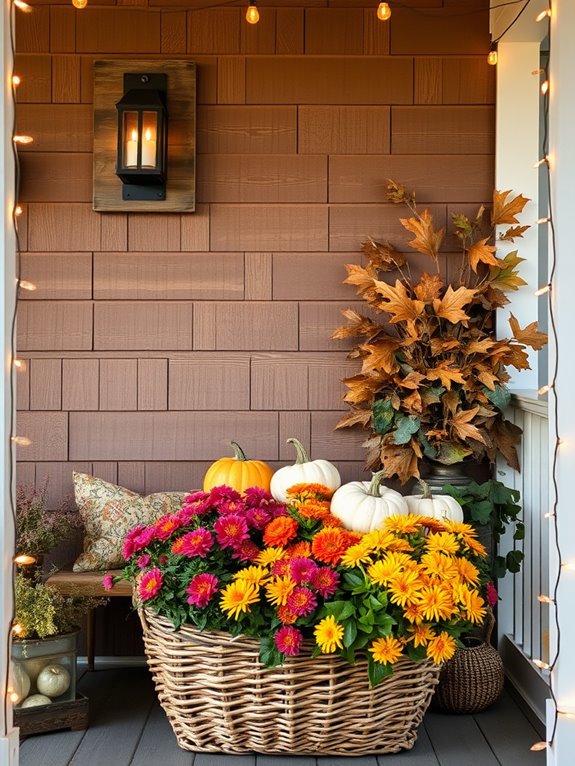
495,41 -> 541,390
547,2 -> 575,763
0,0 -> 18,762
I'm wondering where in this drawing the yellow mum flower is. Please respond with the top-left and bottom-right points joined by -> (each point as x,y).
369,635 -> 404,665
455,584 -> 487,624
403,601 -> 426,624
362,529 -> 396,550
462,536 -> 487,557
415,585 -> 456,622
219,580 -> 260,620
408,623 -> 435,648
387,569 -> 423,607
265,576 -> 296,607
233,566 -> 270,586
340,542 -> 373,568
442,520 -> 478,537
425,531 -> 460,556
255,547 -> 286,566
386,537 -> 414,553
426,631 -> 457,664
383,514 -> 423,535
420,551 -> 459,580
454,557 -> 480,585
367,552 -> 411,586
314,615 -> 344,654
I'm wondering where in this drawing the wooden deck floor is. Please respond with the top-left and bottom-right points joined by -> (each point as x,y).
19,666 -> 546,766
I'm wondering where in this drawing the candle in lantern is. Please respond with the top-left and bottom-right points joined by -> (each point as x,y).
142,128 -> 156,168
126,129 -> 138,167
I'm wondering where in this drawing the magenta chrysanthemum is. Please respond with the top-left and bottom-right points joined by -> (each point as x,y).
137,554 -> 151,569
214,513 -> 249,549
154,514 -> 183,541
231,539 -> 261,562
138,567 -> 163,601
274,625 -> 303,657
183,491 -> 209,505
310,567 -> 340,598
186,573 -> 219,607
289,557 -> 319,585
208,485 -> 242,505
171,528 -> 213,558
287,586 -> 318,617
246,507 -> 272,531
243,486 -> 274,506
218,500 -> 247,516
102,574 -> 114,591
272,558 -> 291,577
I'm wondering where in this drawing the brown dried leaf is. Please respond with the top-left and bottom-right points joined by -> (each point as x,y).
380,444 -> 420,484
414,273 -> 444,302
335,410 -> 372,429
374,279 -> 426,324
450,406 -> 487,445
442,389 -> 460,417
403,390 -> 423,414
360,340 -> 400,376
386,180 -> 415,206
430,338 -> 461,355
488,418 -> 522,470
427,362 -> 466,390
477,369 -> 499,391
499,225 -> 530,242
332,309 -> 382,340
491,190 -> 530,226
343,263 -> 377,294
433,285 -> 476,325
466,338 -> 497,355
400,209 -> 445,259
398,370 -> 427,390
509,313 -> 548,351
361,238 -> 407,272
467,237 -> 498,273
343,375 -> 379,405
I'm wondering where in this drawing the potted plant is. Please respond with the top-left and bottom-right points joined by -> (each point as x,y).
332,181 -> 547,485
113,482 -> 490,754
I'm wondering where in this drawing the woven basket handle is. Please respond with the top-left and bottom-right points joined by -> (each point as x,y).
483,607 -> 496,643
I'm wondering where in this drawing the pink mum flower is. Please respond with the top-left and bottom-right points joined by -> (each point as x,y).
289,557 -> 319,585
122,524 -> 147,559
209,485 -> 242,505
218,499 -> 247,516
231,539 -> 261,562
486,581 -> 498,607
154,514 -> 183,541
287,586 -> 318,617
246,507 -> 272,531
138,567 -> 163,602
243,487 -> 274,506
272,558 -> 292,577
171,528 -> 213,558
102,573 -> 114,591
137,554 -> 151,569
310,567 -> 340,598
186,573 -> 219,608
214,513 -> 249,549
274,625 -> 303,657
184,491 -> 209,505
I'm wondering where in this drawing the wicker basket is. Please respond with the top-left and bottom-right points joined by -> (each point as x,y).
139,608 -> 441,755
433,611 -> 504,714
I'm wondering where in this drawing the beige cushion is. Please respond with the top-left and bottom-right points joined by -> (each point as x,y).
72,472 -> 187,572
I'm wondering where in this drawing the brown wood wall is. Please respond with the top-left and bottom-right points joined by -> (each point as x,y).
15,0 -> 494,527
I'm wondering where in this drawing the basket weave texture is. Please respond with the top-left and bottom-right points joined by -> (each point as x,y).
139,608 -> 441,755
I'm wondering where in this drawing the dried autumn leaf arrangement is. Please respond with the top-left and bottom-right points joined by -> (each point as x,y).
333,181 -> 547,485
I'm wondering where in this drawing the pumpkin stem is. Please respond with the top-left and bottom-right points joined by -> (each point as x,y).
367,470 -> 386,497
230,441 -> 248,461
417,479 -> 433,499
287,437 -> 310,465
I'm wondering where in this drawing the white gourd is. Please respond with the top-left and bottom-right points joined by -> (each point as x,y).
270,438 -> 341,503
20,694 -> 52,708
8,663 -> 30,705
404,480 -> 464,522
330,471 -> 408,534
36,664 -> 71,698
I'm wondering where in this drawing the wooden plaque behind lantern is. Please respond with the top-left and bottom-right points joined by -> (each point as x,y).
93,59 -> 196,213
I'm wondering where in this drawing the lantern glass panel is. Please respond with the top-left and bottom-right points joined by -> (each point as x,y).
122,111 -> 139,168
141,111 -> 159,169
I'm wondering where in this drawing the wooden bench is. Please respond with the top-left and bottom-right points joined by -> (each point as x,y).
46,567 -> 132,671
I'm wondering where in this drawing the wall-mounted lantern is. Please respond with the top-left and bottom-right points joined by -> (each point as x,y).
115,73 -> 168,201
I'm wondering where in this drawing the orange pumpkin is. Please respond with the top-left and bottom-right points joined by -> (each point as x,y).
203,442 -> 273,494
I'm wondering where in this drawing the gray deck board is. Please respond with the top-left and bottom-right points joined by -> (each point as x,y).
16,667 -> 547,766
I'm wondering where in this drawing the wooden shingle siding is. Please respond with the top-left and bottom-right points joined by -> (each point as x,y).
15,2 -> 494,655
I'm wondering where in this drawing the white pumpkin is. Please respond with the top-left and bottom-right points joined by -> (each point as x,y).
8,663 -> 30,705
330,471 -> 408,534
270,438 -> 341,503
22,657 -> 49,684
36,664 -> 71,698
405,480 -> 464,522
20,694 -> 52,708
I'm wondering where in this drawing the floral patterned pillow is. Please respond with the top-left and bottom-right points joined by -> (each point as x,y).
72,473 -> 187,572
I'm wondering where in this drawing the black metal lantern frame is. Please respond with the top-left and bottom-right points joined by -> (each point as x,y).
115,72 -> 168,201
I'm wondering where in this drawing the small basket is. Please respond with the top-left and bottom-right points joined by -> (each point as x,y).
433,611 -> 504,714
139,608 -> 441,755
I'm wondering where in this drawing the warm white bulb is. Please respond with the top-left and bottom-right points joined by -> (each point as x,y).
72,0 -> 88,7
533,156 -> 549,168
562,562 -> 575,571
12,75 -> 21,87
537,595 -> 553,603
487,50 -> 498,66
11,435 -> 32,447
14,205 -> 23,217
541,80 -> 549,95
14,553 -> 36,565
533,659 -> 550,670
246,2 -> 259,24
538,384 -> 552,395
18,279 -> 36,291
13,135 -> 33,145
534,284 -> 551,296
537,216 -> 551,225
9,692 -> 19,703
13,358 -> 27,371
530,742 -> 548,752
536,8 -> 551,22
377,2 -> 391,21
13,0 -> 32,12
11,623 -> 24,636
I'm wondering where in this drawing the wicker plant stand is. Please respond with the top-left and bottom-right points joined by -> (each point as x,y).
139,609 -> 441,755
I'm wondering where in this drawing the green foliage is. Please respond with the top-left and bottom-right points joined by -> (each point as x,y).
442,479 -> 524,579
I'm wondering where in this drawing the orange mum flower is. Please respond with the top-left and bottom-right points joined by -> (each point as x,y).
263,516 -> 299,548
285,483 -> 335,501
277,603 -> 298,625
285,541 -> 312,559
426,631 -> 457,664
311,527 -> 348,566
298,500 -> 331,520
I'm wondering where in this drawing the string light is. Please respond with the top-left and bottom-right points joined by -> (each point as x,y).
558,711 -> 575,721
11,624 -> 24,637
488,45 -> 498,66
538,383 -> 552,395
534,156 -> 549,168
541,79 -> 550,95
13,554 -> 36,566
533,659 -> 551,670
14,205 -> 22,217
534,284 -> 551,296
11,75 -> 20,87
13,0 -> 32,12
538,595 -> 555,604
9,692 -> 19,704
72,0 -> 88,7
530,742 -> 548,752
377,2 -> 392,21
18,279 -> 36,291
545,512 -> 556,519
13,359 -> 26,371
537,216 -> 551,224
245,1 -> 259,24
561,563 -> 575,572
10,436 -> 31,447
12,134 -> 33,145
536,8 -> 551,22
